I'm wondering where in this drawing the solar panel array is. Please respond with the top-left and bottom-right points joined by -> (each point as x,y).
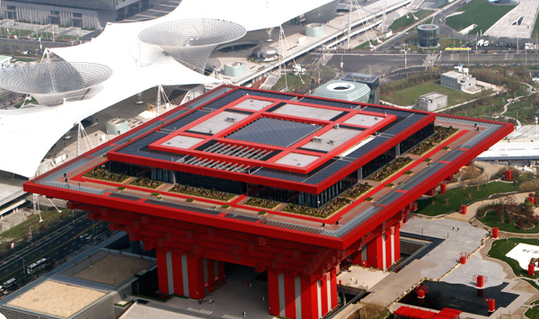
161,109 -> 211,132
227,117 -> 322,147
346,136 -> 389,160
299,97 -> 360,109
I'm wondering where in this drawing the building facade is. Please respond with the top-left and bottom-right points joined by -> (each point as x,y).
1,0 -> 169,29
25,86 -> 512,319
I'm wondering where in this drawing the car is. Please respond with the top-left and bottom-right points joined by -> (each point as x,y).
63,135 -> 72,140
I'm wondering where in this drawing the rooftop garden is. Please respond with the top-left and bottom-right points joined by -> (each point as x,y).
408,141 -> 435,156
428,125 -> 458,143
83,166 -> 129,183
245,197 -> 280,209
343,182 -> 372,199
170,184 -> 236,201
283,197 -> 349,218
369,157 -> 413,182
129,177 -> 164,189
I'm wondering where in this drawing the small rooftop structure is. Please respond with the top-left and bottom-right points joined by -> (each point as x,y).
415,92 -> 447,112
441,70 -> 477,92
312,80 -> 371,103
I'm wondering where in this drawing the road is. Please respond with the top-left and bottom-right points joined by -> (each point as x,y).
0,215 -> 111,290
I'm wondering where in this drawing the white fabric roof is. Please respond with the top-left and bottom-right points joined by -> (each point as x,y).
0,0 -> 333,178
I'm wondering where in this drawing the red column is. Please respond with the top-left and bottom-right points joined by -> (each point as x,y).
385,229 -> 393,270
394,224 -> 401,264
284,272 -> 296,318
440,183 -> 447,194
186,253 -> 205,299
505,170 -> 512,181
156,247 -> 170,296
268,270 -> 281,317
329,268 -> 338,310
366,234 -> 384,269
300,274 -> 318,319
171,250 -> 185,296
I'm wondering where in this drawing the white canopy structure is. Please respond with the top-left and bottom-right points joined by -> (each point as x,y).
0,0 -> 334,178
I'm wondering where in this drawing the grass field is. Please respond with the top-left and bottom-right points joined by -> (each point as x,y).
488,238 -> 539,279
504,99 -> 537,125
445,0 -> 515,33
525,299 -> 539,318
438,37 -> 468,49
478,210 -> 539,233
415,181 -> 518,216
380,79 -> 488,106
389,10 -> 433,32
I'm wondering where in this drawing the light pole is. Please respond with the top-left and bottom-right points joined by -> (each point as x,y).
367,64 -> 372,75
535,116 -> 538,136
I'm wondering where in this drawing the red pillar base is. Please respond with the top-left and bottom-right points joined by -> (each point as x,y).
156,249 -> 225,299
268,268 -> 338,319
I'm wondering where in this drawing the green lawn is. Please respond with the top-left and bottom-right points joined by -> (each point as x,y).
488,238 -> 539,279
438,38 -> 468,49
504,98 -> 538,125
445,0 -> 515,33
381,79 -> 489,106
415,181 -> 518,216
389,10 -> 434,32
525,299 -> 539,318
478,210 -> 539,233
0,207 -> 68,241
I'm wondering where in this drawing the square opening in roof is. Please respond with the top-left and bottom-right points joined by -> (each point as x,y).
344,114 -> 385,127
271,103 -> 343,121
226,117 -> 322,147
233,98 -> 273,111
162,135 -> 204,149
301,126 -> 364,153
188,111 -> 250,135
275,153 -> 319,167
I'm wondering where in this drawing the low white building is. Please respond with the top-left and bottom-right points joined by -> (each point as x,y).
415,91 -> 447,111
441,70 -> 476,91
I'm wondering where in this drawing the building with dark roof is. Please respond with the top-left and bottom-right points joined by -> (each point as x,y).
24,85 -> 512,319
341,72 -> 380,104
1,0 -> 170,28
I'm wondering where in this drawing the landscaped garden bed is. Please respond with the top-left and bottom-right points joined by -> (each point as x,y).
83,166 -> 129,183
245,197 -> 280,209
343,182 -> 372,199
170,184 -> 236,201
283,197 -> 349,217
129,177 -> 164,189
368,157 -> 413,182
428,125 -> 458,143
409,141 -> 435,156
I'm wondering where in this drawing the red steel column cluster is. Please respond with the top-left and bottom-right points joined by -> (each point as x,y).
267,268 -> 337,319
